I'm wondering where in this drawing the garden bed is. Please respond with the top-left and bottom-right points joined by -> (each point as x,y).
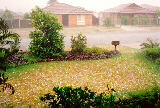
8,50 -> 119,66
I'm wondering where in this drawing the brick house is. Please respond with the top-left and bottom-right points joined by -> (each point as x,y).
141,4 -> 160,12
141,4 -> 160,24
99,3 -> 156,25
43,1 -> 93,27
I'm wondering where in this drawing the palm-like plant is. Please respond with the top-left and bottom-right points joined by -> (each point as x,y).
0,17 -> 19,71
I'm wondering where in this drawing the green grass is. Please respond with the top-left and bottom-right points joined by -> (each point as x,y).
83,47 -> 110,54
1,46 -> 160,106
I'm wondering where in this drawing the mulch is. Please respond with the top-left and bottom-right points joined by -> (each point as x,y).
8,50 -> 119,66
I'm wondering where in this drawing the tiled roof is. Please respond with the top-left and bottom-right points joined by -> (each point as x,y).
103,3 -> 154,14
141,4 -> 160,12
43,1 -> 93,14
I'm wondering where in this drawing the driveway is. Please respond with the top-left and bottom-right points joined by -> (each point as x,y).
20,30 -> 160,50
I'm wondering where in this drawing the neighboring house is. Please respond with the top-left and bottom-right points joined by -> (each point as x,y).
12,12 -> 24,20
99,3 -> 156,25
141,4 -> 160,12
0,9 -> 24,20
141,4 -> 160,25
43,1 -> 93,27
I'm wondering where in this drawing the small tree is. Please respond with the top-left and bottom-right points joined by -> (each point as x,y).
71,33 -> 87,54
156,10 -> 160,17
0,17 -> 19,71
144,16 -> 149,25
120,16 -> 129,25
1,9 -> 13,20
29,7 -> 64,59
103,17 -> 114,27
24,12 -> 30,19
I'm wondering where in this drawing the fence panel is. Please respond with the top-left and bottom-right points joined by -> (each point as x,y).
6,19 -> 32,29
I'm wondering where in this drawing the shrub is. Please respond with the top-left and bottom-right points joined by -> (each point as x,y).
29,7 -> 65,59
120,16 -> 129,25
155,58 -> 160,65
40,86 -> 96,108
142,47 -> 160,59
103,17 -> 114,27
83,47 -> 110,54
120,86 -> 160,108
140,38 -> 159,49
40,85 -> 117,108
40,85 -> 160,108
0,17 -> 19,71
71,33 -> 87,54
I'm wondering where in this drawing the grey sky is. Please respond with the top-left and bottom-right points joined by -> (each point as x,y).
0,0 -> 160,13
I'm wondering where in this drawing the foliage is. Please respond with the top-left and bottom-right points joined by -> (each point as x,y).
120,86 -> 160,108
120,16 -> 129,25
144,16 -> 149,25
8,52 -> 43,67
71,33 -> 87,54
140,38 -> 159,49
156,10 -> 160,17
138,16 -> 143,25
141,38 -> 160,61
29,7 -> 65,59
131,16 -> 138,25
24,12 -> 30,19
155,58 -> 160,65
103,17 -> 114,27
40,85 -> 117,108
83,47 -> 110,54
1,9 -> 13,20
41,85 -> 160,108
142,47 -> 160,59
0,17 -> 19,71
0,72 -> 15,94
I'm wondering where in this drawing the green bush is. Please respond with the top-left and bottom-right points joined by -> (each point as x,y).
40,85 -> 160,107
155,58 -> 160,65
83,47 -> 110,54
40,86 -> 96,108
29,7 -> 65,59
0,17 -> 19,71
71,33 -> 87,54
140,38 -> 159,49
40,86 -> 117,108
120,16 -> 129,25
103,17 -> 114,27
142,47 -> 160,59
120,86 -> 160,108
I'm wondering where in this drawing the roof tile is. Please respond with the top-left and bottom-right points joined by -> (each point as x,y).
43,1 -> 93,14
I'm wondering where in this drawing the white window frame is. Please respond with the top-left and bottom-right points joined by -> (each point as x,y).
77,15 -> 85,25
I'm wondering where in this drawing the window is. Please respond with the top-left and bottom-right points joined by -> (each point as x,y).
77,15 -> 85,25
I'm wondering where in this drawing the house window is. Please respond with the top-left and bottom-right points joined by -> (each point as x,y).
77,15 -> 85,25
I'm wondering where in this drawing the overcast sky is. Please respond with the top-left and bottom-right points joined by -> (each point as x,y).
0,0 -> 160,13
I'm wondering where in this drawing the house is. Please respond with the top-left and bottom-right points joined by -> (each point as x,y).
0,9 -> 23,20
141,4 -> 160,25
99,3 -> 156,25
141,4 -> 160,12
43,1 -> 94,27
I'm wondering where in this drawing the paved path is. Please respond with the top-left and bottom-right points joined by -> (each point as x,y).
20,30 -> 160,50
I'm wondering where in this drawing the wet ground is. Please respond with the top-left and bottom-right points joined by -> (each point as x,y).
20,29 -> 160,50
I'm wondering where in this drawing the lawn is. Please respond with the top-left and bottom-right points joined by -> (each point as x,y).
1,46 -> 160,106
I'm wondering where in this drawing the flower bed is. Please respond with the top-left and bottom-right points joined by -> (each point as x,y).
8,50 -> 119,66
